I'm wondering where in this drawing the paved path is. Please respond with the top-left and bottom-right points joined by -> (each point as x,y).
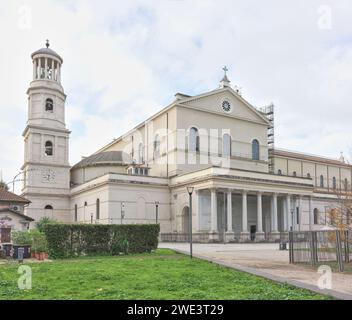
159,242 -> 352,300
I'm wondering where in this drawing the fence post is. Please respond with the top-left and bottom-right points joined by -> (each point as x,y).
309,231 -> 315,266
344,230 -> 350,263
336,230 -> 344,273
289,231 -> 294,263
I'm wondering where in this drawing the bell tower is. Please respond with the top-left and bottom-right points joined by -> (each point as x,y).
22,41 -> 71,222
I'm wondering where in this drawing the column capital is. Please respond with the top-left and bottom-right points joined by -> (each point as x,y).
256,191 -> 263,195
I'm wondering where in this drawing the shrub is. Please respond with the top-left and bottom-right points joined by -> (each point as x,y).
12,229 -> 48,252
43,224 -> 160,259
29,229 -> 48,253
36,217 -> 56,233
12,231 -> 32,245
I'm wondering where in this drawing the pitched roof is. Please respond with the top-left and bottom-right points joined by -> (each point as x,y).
0,189 -> 30,204
0,208 -> 34,221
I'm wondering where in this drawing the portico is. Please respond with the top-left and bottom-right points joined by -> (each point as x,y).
170,166 -> 314,243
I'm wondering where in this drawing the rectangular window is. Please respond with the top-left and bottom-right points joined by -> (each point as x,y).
74,204 -> 78,222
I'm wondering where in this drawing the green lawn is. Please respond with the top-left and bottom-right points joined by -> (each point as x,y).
0,249 -> 329,300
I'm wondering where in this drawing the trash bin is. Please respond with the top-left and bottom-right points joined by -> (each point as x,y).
2,243 -> 13,257
13,245 -> 31,259
279,242 -> 287,250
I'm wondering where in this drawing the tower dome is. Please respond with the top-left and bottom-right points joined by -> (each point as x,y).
31,40 -> 63,83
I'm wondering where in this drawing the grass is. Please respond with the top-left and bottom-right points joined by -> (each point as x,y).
0,249 -> 330,300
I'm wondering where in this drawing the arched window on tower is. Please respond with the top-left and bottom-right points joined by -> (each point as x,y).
332,177 -> 337,190
44,205 -> 53,217
320,175 -> 324,188
189,127 -> 200,153
154,135 -> 160,159
45,98 -> 53,112
222,134 -> 231,157
252,139 -> 259,161
96,199 -> 100,220
45,141 -> 53,156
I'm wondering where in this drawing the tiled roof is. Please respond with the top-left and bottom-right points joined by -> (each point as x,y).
0,189 -> 30,204
0,208 -> 34,221
72,151 -> 131,169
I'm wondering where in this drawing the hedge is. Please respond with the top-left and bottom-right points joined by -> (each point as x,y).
43,224 -> 160,259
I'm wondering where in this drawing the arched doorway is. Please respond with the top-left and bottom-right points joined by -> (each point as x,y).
182,206 -> 190,234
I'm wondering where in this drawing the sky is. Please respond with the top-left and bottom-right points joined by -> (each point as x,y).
0,0 -> 352,192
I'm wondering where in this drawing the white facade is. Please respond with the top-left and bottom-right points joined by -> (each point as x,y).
21,44 -> 351,242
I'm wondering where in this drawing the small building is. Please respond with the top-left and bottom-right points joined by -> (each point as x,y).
0,189 -> 34,232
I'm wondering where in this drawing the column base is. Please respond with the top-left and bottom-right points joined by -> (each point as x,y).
225,231 -> 235,243
208,231 -> 219,242
268,231 -> 281,243
236,232 -> 251,243
254,232 -> 266,242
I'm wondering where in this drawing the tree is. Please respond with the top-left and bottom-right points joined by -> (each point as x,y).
326,184 -> 352,232
36,217 -> 57,233
0,181 -> 9,191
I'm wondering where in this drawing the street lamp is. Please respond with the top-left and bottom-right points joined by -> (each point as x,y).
187,186 -> 194,259
155,201 -> 159,224
121,202 -> 125,224
90,213 -> 93,224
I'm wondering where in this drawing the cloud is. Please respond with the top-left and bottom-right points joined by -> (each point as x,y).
1,0 -> 352,192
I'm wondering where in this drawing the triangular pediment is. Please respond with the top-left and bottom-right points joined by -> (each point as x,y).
177,87 -> 269,125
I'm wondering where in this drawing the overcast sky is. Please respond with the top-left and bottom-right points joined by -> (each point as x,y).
1,0 -> 352,191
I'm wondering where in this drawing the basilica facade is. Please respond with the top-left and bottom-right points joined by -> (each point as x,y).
21,44 -> 352,242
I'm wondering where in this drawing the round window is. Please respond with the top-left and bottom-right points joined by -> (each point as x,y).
222,100 -> 231,113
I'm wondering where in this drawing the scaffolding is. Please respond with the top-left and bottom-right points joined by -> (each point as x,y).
261,104 -> 275,173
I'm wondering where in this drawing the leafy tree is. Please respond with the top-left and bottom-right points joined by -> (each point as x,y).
326,185 -> 352,232
0,181 -> 9,191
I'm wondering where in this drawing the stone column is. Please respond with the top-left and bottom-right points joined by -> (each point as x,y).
210,189 -> 218,234
196,190 -> 201,232
45,58 -> 48,79
298,196 -> 302,231
240,191 -> 250,242
285,194 -> 291,231
58,64 -> 61,83
256,192 -> 265,241
308,196 -> 312,231
270,193 -> 280,242
33,58 -> 37,80
225,190 -> 234,242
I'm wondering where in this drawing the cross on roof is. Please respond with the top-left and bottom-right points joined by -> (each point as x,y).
46,39 -> 50,48
222,66 -> 228,75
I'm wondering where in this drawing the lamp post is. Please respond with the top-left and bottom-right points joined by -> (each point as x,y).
155,201 -> 159,224
187,186 -> 194,259
121,202 -> 125,224
90,213 -> 93,224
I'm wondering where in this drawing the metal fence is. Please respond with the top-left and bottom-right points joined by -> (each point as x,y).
288,230 -> 351,272
161,233 -> 213,243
